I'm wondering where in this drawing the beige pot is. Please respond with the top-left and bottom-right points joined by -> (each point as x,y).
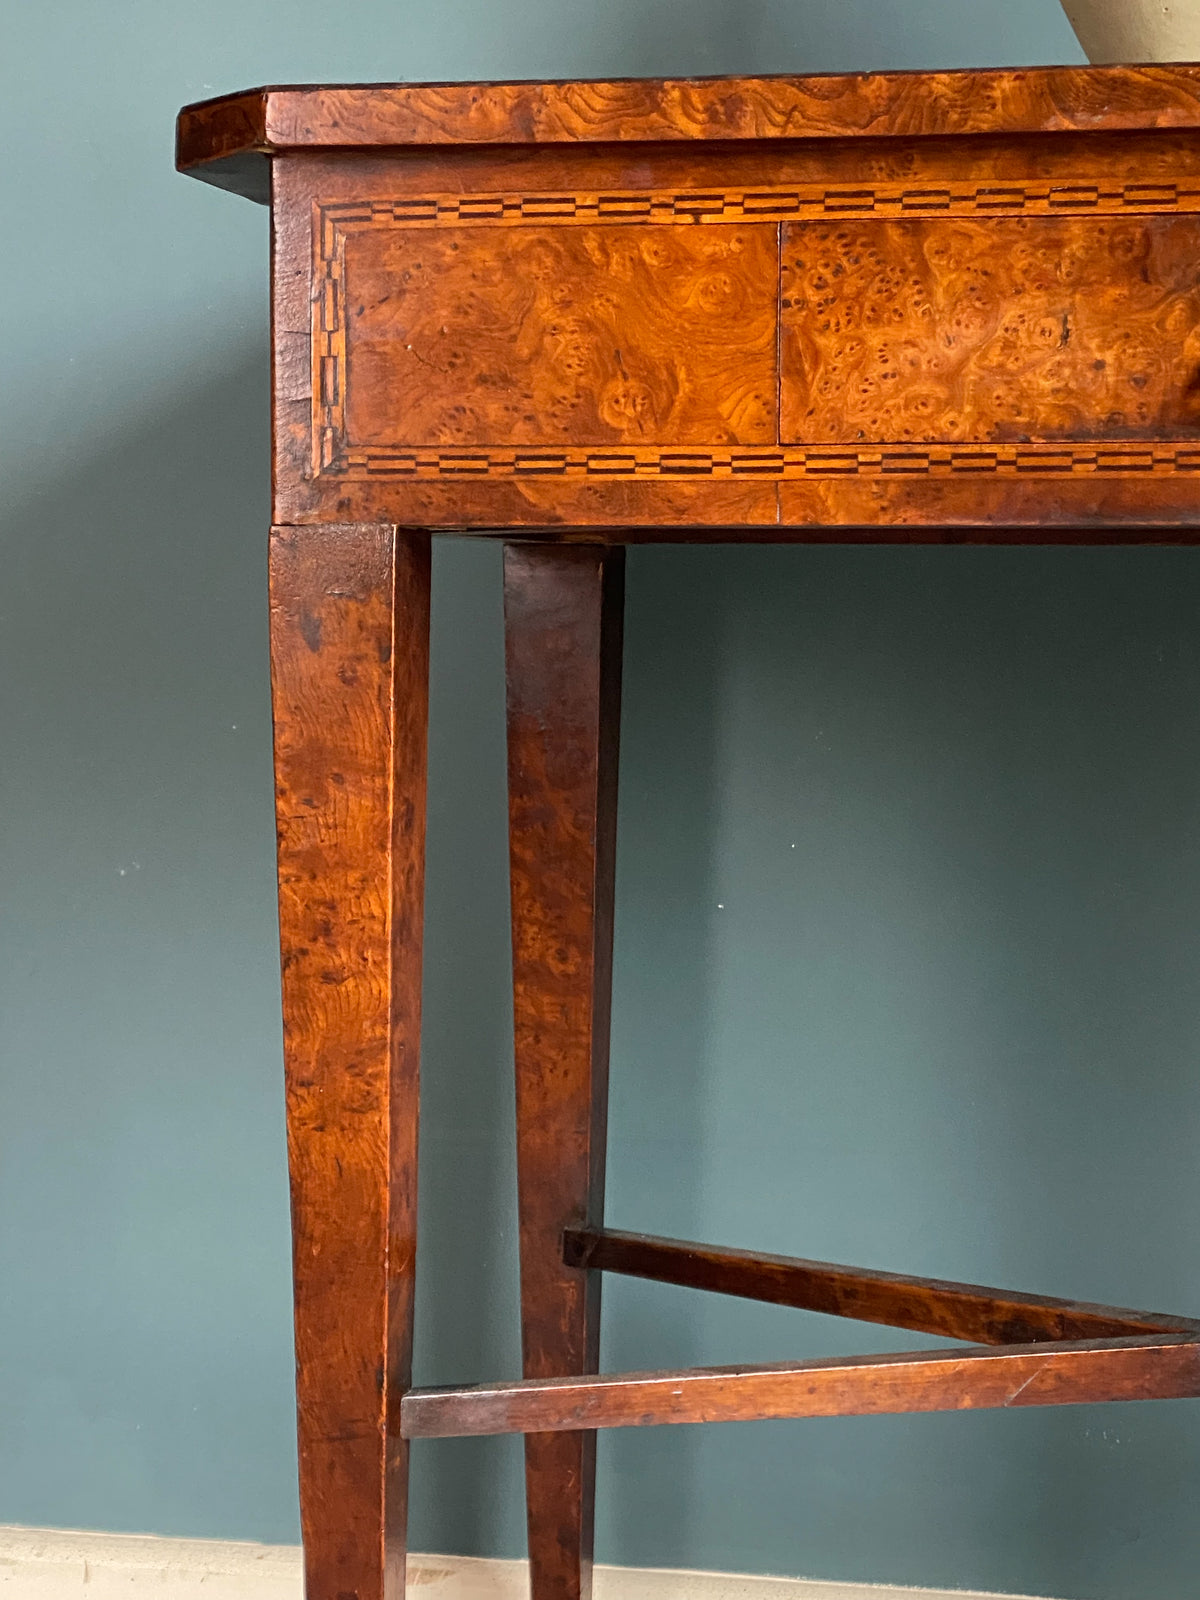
1059,0 -> 1200,61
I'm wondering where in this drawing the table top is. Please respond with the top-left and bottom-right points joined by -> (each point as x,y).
178,65 -> 1200,202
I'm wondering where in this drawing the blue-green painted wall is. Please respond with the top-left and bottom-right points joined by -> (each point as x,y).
4,5 -> 1200,1598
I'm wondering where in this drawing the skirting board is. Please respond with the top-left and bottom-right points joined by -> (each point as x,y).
0,1526 -> 1055,1600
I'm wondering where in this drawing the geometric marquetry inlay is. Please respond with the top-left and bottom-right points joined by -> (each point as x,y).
315,189 -> 1200,481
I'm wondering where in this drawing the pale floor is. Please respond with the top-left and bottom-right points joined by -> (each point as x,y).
0,1526 -> 1055,1600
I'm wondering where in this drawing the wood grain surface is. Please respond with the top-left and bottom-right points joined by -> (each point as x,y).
342,225 -> 777,449
564,1228 -> 1200,1346
402,1335 -> 1200,1439
774,474 -> 1200,530
267,139 -> 1200,532
504,544 -> 624,1600
183,64 -> 1200,1600
178,67 -> 1200,201
270,523 -> 430,1600
781,215 -> 1200,444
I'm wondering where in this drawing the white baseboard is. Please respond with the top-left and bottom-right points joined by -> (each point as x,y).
0,1527 -> 1053,1600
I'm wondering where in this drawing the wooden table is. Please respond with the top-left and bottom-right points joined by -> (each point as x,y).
178,66 -> 1200,1600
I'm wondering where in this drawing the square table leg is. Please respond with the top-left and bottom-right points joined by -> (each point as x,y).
504,544 -> 626,1600
270,522 -> 431,1600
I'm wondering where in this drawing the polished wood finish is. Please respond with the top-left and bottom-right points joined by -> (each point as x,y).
270,524 -> 430,1600
401,1334 -> 1200,1439
344,225 -> 778,448
564,1228 -> 1200,1346
177,65 -> 1200,1600
179,66 -> 1200,201
505,545 -> 624,1600
255,110 -> 1200,533
779,215 -> 1200,444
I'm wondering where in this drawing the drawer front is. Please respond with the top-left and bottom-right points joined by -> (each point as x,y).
337,223 -> 779,451
780,215 -> 1200,447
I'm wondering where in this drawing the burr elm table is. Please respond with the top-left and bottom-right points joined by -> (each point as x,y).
177,65 -> 1200,1600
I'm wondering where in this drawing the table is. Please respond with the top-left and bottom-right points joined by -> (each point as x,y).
177,66 -> 1200,1600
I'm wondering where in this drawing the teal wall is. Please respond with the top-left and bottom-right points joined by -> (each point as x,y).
4,4 -> 1200,1598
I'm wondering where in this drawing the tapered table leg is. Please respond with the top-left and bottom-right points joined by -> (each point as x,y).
504,543 -> 625,1600
270,523 -> 431,1600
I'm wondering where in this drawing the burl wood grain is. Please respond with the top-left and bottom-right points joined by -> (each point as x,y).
402,1335 -> 1200,1439
178,68 -> 1200,202
270,138 -> 1200,531
781,215 -> 1200,444
178,67 -> 1200,1600
504,544 -> 624,1600
564,1228 -> 1199,1346
343,225 -> 776,448
775,475 -> 1200,531
270,523 -> 430,1600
